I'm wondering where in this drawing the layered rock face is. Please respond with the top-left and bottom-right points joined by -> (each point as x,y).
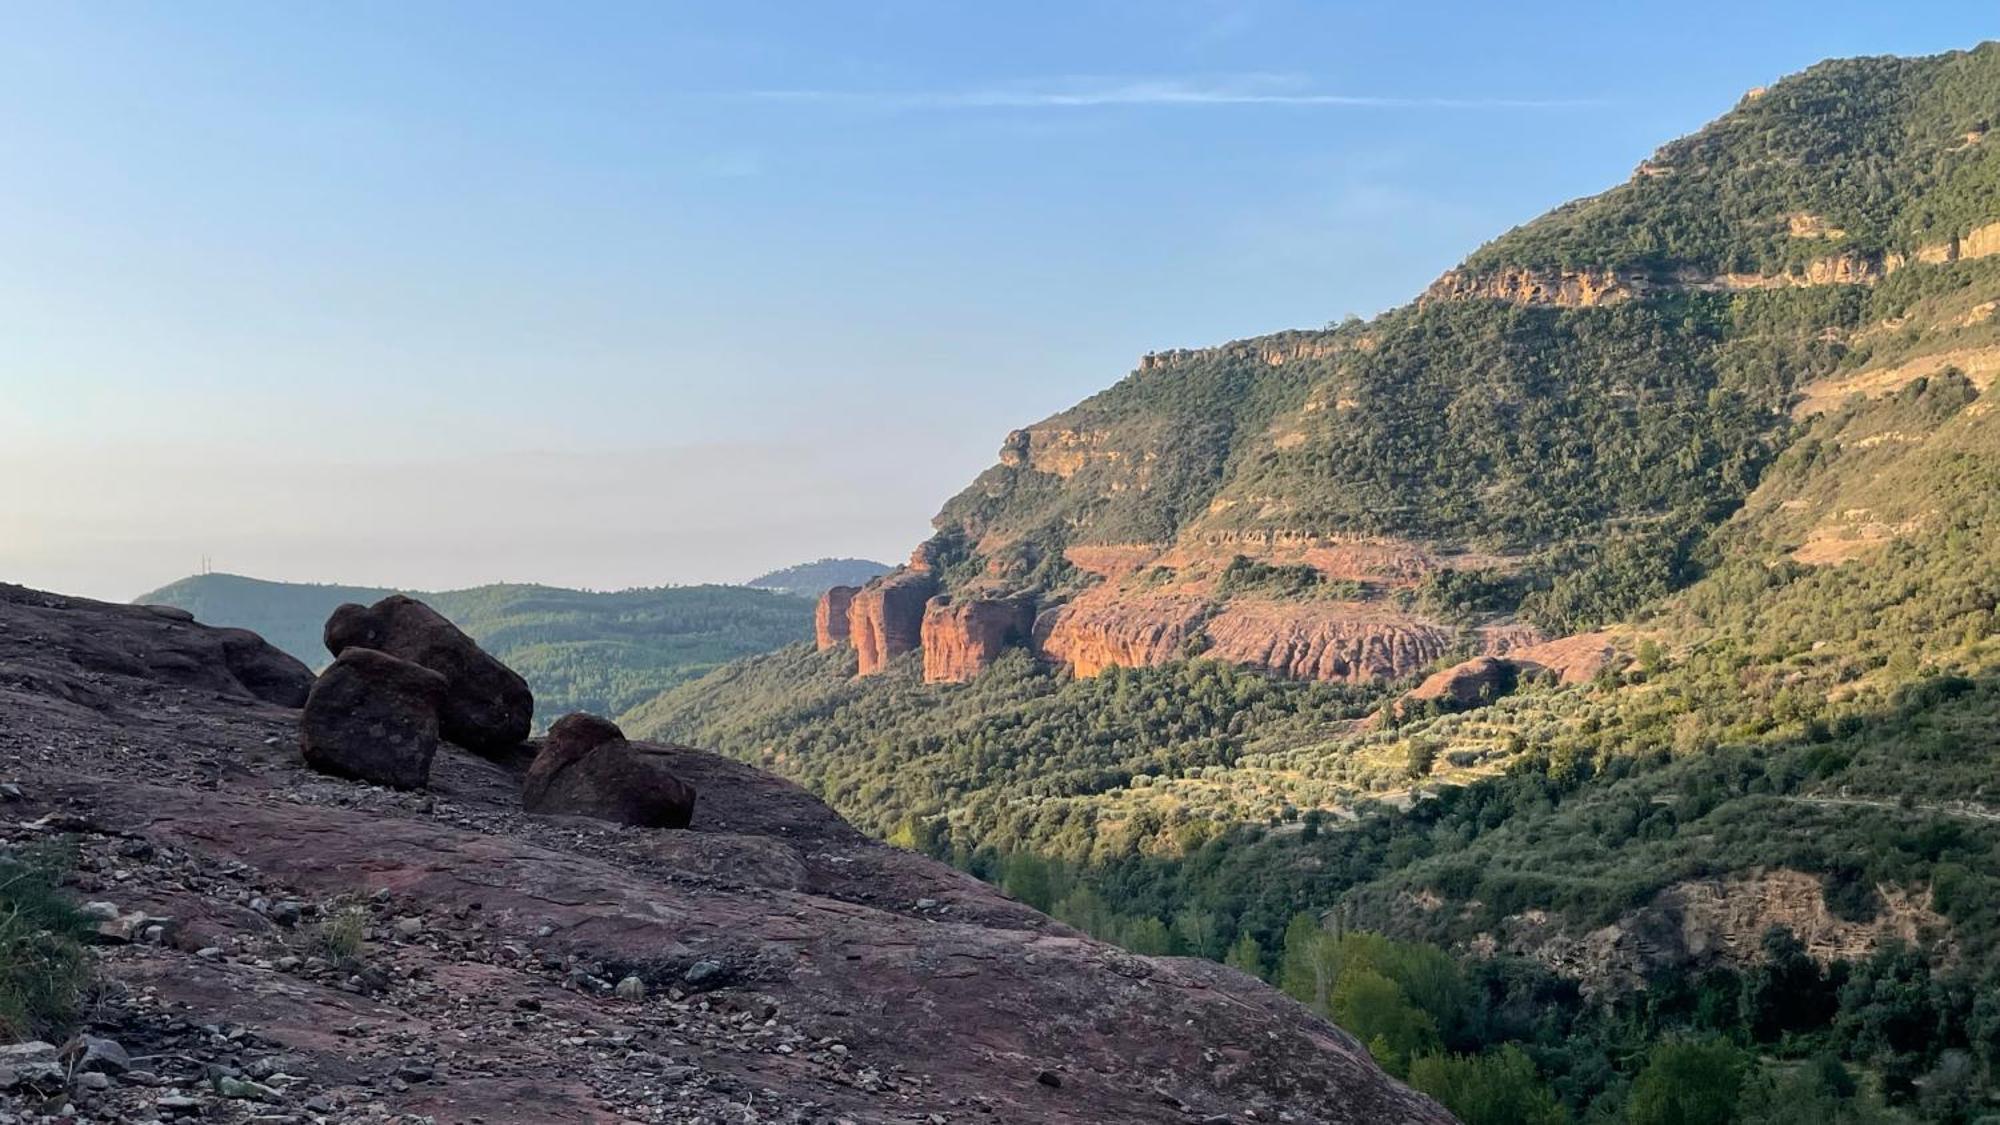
847,571 -> 939,675
1430,222 -> 2000,311
1203,603 -> 1475,683
1037,593 -> 1210,677
1039,592 -> 1543,684
325,594 -> 533,756
522,712 -> 697,828
299,647 -> 449,789
920,594 -> 1036,683
815,585 -> 857,650
1424,266 -> 1641,308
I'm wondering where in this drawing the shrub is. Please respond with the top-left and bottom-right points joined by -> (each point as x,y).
0,845 -> 93,1042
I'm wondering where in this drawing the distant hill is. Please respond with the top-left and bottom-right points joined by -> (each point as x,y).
136,573 -> 811,725
744,557 -> 892,596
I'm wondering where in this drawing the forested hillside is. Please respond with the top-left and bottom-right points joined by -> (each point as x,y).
139,573 -> 811,724
744,557 -> 892,595
639,44 -> 2000,1123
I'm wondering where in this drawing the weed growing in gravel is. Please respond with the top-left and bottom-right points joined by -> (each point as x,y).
0,842 -> 93,1041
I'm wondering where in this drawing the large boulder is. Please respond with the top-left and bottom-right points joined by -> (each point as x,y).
215,627 -> 315,708
324,595 -> 532,756
300,648 -> 448,789
523,713 -> 696,829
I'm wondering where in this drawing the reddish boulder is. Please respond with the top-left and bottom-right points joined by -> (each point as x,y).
921,594 -> 1035,683
816,586 -> 857,650
300,648 -> 448,790
324,595 -> 533,757
523,713 -> 696,829
848,571 -> 938,676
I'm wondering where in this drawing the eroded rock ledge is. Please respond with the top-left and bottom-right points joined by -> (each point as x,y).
1427,219 -> 2000,309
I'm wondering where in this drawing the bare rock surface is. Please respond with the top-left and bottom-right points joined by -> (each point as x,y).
324,594 -> 534,757
0,584 -> 1451,1124
0,584 -> 312,710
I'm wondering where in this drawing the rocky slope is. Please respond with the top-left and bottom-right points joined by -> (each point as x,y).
0,583 -> 1447,1124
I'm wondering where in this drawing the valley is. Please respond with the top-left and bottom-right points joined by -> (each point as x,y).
8,24 -> 2000,1125
632,43 -> 2000,1123
137,573 -> 826,726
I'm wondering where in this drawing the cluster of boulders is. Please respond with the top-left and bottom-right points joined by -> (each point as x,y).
297,595 -> 695,827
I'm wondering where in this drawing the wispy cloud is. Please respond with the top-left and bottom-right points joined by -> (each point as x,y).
737,79 -> 1601,112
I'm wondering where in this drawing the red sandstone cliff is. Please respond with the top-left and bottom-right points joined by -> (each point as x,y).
815,585 -> 857,650
921,594 -> 1036,683
848,570 -> 939,675
1035,592 -> 1211,677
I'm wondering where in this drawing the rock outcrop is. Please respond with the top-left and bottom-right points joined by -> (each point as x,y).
1395,655 -> 1519,718
1038,592 -> 1540,684
1428,220 -> 2000,311
848,570 -> 939,675
324,595 -> 533,756
1202,603 -> 1483,683
1036,593 -> 1211,677
0,584 -> 312,711
1507,632 -> 1620,684
522,712 -> 697,829
1385,635 -> 1617,720
1478,869 -> 1949,991
299,647 -> 448,790
0,581 -> 1451,1124
1136,330 -> 1365,372
815,585 -> 857,650
1424,266 -> 1641,307
921,594 -> 1036,683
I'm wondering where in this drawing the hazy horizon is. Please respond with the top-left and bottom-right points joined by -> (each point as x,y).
4,2 -> 1987,602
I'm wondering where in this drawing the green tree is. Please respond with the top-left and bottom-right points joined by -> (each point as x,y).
1001,852 -> 1056,912
1225,931 -> 1266,979
1628,1038 -> 1747,1125
1280,914 -> 1338,1011
1407,741 -> 1438,778
1175,908 -> 1222,959
1408,1046 -> 1564,1125
1119,915 -> 1174,955
1332,968 -> 1438,1076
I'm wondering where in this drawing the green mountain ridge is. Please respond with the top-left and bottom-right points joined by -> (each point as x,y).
137,572 -> 812,725
632,44 -> 2000,1122
744,557 -> 893,596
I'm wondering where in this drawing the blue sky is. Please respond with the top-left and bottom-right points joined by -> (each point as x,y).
0,2 -> 1990,599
